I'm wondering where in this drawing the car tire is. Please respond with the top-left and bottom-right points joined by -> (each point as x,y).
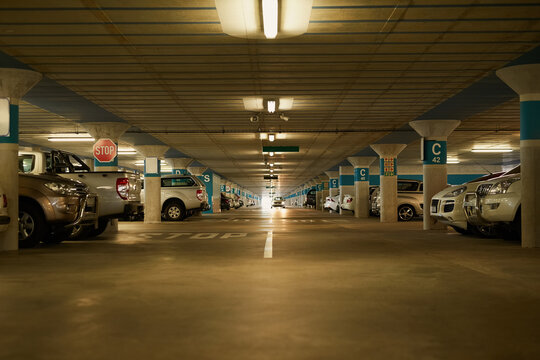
86,218 -> 110,238
18,200 -> 47,248
398,204 -> 415,221
451,225 -> 470,235
43,227 -> 71,245
472,225 -> 499,238
163,200 -> 186,221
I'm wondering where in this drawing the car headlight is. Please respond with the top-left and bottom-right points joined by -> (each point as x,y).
488,177 -> 520,195
443,186 -> 467,198
44,182 -> 76,195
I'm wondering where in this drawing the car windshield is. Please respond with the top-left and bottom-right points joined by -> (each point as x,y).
398,181 -> 419,191
161,177 -> 196,187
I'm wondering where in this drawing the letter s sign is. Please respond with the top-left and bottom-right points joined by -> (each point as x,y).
203,174 -> 210,182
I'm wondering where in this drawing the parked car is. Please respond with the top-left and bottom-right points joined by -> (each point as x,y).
324,194 -> 340,212
430,172 -> 505,235
220,193 -> 231,210
370,179 -> 423,221
0,184 -> 9,232
341,194 -> 354,212
463,166 -> 521,240
19,149 -> 143,236
271,196 -> 285,208
141,174 -> 208,221
304,189 -> 316,208
18,173 -> 98,248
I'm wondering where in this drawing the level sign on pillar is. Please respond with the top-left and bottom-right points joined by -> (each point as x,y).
380,158 -> 396,176
422,139 -> 447,165
144,157 -> 160,177
355,168 -> 369,182
93,138 -> 118,166
330,178 -> 338,188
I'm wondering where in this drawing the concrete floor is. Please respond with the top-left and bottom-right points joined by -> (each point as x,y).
1,208 -> 540,360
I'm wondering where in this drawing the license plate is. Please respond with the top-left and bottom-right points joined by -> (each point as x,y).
431,206 -> 437,213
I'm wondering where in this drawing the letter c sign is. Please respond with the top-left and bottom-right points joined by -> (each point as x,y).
424,140 -> 447,165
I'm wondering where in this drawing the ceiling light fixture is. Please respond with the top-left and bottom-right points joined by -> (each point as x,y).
269,152 -> 275,157
278,97 -> 294,110
268,134 -> 275,142
262,0 -> 278,39
118,151 -> 137,155
267,100 -> 276,114
48,135 -> 95,142
270,169 -> 274,173
260,133 -> 268,140
447,160 -> 460,164
216,0 -> 313,40
471,148 -> 513,153
269,163 -> 274,167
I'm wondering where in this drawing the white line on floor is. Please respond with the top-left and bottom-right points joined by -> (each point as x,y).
264,231 -> 273,259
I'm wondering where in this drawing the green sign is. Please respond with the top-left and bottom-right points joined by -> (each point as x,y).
263,146 -> 299,153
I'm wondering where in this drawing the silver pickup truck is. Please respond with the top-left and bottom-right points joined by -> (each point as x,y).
19,149 -> 143,236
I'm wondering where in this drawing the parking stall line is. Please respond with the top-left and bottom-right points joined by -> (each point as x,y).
264,231 -> 273,259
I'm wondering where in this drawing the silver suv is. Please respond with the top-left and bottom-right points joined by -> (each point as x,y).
371,179 -> 423,221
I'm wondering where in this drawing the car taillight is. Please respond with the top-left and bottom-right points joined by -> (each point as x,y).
116,178 -> 130,200
2,194 -> 7,208
347,198 -> 352,203
196,189 -> 203,201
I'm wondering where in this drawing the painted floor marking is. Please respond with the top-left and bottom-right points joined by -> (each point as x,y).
264,231 -> 273,259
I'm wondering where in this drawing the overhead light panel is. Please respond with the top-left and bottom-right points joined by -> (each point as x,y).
243,97 -> 264,111
447,160 -> 460,164
278,97 -> 294,110
216,0 -> 313,40
260,133 -> 268,140
269,152 -> 275,157
267,100 -> 276,114
48,133 -> 95,142
276,133 -> 286,140
269,163 -> 274,167
262,0 -> 278,39
471,148 -> 513,153
268,134 -> 275,142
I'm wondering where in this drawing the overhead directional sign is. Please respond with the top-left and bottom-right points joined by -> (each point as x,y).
262,146 -> 299,153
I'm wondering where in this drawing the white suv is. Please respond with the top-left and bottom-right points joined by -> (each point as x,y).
142,175 -> 209,221
463,166 -> 521,239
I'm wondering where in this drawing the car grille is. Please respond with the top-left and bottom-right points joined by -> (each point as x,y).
431,199 -> 439,213
476,184 -> 493,197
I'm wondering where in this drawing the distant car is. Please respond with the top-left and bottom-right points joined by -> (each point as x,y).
220,193 -> 231,210
271,196 -> 285,208
341,194 -> 354,212
324,195 -> 340,212
0,185 -> 10,232
371,179 -> 423,221
304,189 -> 316,208
431,172 -> 505,235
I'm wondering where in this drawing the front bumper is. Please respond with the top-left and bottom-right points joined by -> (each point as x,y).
479,192 -> 520,223
430,196 -> 467,230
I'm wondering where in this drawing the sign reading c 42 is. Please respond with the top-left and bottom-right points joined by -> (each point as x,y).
424,140 -> 447,165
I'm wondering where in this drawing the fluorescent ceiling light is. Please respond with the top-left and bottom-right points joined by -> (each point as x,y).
267,100 -> 276,113
269,163 -> 274,167
447,160 -> 460,164
268,134 -> 275,142
262,0 -> 278,39
471,148 -> 513,153
269,152 -> 275,157
270,169 -> 274,173
276,133 -> 286,140
48,136 -> 95,142
243,97 -> 264,111
118,151 -> 137,155
278,97 -> 294,110
216,0 -> 312,40
260,133 -> 268,140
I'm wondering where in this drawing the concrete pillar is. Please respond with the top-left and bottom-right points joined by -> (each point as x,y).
136,145 -> 169,224
0,68 -> 42,251
410,120 -> 461,230
325,171 -> 339,197
83,158 -> 95,171
339,166 -> 354,215
83,122 -> 130,171
497,64 -> 540,248
166,158 -> 193,175
370,144 -> 407,223
348,156 -> 377,218
318,176 -> 329,211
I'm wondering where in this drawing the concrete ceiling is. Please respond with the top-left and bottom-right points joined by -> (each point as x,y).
1,0 -> 539,195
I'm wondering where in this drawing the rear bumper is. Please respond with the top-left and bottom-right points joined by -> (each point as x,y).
124,202 -> 144,217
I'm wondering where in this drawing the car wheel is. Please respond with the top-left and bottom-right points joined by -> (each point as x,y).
43,227 -> 71,245
503,208 -> 521,241
86,218 -> 110,238
398,205 -> 415,221
451,225 -> 470,235
472,225 -> 499,238
19,201 -> 47,248
163,201 -> 186,221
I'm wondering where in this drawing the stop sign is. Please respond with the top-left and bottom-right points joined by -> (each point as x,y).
93,138 -> 117,163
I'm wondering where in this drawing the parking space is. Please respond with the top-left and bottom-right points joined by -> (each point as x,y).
2,208 -> 540,359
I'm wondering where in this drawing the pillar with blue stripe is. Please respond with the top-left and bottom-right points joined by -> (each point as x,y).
497,64 -> 540,247
339,166 -> 354,215
348,156 -> 377,218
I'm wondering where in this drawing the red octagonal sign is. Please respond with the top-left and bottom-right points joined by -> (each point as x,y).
93,138 -> 117,163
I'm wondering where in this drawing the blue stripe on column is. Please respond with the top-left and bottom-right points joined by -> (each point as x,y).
339,174 -> 354,186
0,104 -> 18,144
521,101 -> 540,140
